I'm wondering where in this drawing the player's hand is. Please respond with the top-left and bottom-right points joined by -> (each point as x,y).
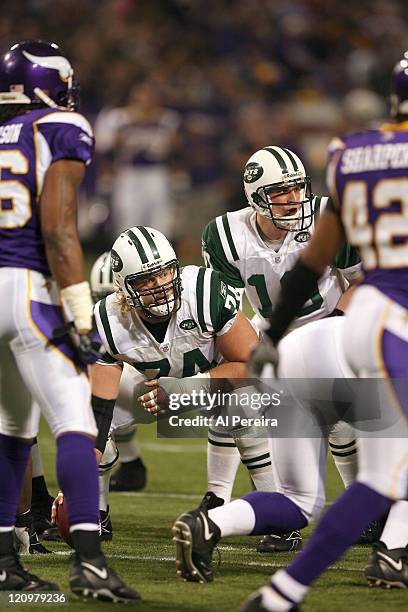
247,336 -> 280,379
49,323 -> 101,366
51,491 -> 64,525
138,379 -> 159,414
76,330 -> 101,365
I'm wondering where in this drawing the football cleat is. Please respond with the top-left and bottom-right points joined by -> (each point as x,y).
69,552 -> 141,602
15,525 -> 53,554
365,541 -> 408,588
240,587 -> 300,611
109,457 -> 147,492
100,507 -> 113,542
172,508 -> 221,582
198,491 -> 225,511
0,554 -> 59,591
257,531 -> 302,553
29,527 -> 53,554
41,526 -> 63,542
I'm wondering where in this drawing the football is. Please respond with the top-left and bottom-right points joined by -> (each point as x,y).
56,500 -> 73,548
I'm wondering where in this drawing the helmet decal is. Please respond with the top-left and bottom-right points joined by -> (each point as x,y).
22,50 -> 73,82
244,162 -> 264,183
110,249 -> 123,272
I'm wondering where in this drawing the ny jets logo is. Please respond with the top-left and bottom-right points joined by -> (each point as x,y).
377,552 -> 403,571
244,162 -> 263,183
81,562 -> 108,580
200,512 -> 213,541
294,230 -> 311,243
180,319 -> 197,330
0,570 -> 6,582
110,249 -> 123,272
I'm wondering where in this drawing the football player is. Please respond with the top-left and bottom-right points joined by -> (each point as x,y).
237,54 -> 408,609
90,226 -> 259,499
0,41 -> 139,601
90,252 -> 148,540
201,146 -> 361,551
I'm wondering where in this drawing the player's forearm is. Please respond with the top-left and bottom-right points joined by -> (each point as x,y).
45,232 -> 86,287
209,362 -> 247,379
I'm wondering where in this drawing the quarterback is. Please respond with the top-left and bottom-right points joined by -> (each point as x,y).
201,146 -> 361,551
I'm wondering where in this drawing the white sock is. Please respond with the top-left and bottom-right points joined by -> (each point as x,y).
98,470 -> 111,512
235,437 -> 276,491
31,440 -> 44,478
329,421 -> 358,488
208,499 -> 255,537
381,501 -> 408,549
207,428 -> 241,503
269,570 -> 309,608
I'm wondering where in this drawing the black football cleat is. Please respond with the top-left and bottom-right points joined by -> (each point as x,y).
365,541 -> 408,588
198,491 -> 225,511
69,552 -> 141,602
257,531 -> 302,553
172,508 -> 220,582
240,588 -> 300,611
100,507 -> 113,542
41,526 -> 63,542
109,458 -> 147,492
0,554 -> 59,591
29,527 -> 53,554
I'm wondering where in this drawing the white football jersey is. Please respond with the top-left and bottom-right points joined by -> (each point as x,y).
202,198 -> 361,330
94,265 -> 238,378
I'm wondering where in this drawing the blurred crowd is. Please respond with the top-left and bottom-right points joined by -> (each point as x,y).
1,0 -> 407,257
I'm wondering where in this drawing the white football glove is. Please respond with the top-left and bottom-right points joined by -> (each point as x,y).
247,336 -> 280,380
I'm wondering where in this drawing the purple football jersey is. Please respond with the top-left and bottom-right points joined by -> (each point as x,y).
332,124 -> 408,308
0,107 -> 94,275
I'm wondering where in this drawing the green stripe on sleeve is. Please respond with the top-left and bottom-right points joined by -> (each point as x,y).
196,268 -> 208,333
99,298 -> 119,355
209,269 -> 220,331
126,229 -> 148,263
137,226 -> 160,259
221,214 -> 239,261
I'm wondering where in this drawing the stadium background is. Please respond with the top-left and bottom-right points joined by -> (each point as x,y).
2,1 -> 408,610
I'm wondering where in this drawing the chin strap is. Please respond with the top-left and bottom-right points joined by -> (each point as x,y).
33,87 -> 64,110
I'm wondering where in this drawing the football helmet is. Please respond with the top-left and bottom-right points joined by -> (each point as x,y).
390,51 -> 408,119
243,146 -> 313,231
0,40 -> 78,110
111,226 -> 182,318
90,252 -> 115,302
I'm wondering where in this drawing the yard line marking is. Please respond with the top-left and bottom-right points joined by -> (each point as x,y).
52,551 -> 362,573
140,442 -> 206,453
111,491 -> 202,500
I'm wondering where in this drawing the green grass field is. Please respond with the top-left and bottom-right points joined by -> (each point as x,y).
13,419 -> 406,612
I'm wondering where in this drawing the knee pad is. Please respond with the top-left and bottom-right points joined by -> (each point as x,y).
99,437 -> 119,474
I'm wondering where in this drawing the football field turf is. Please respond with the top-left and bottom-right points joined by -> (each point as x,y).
15,419 -> 406,612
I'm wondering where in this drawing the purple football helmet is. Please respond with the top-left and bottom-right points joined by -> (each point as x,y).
391,51 -> 408,119
0,40 -> 78,110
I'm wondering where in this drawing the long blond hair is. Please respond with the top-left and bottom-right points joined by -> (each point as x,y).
115,288 -> 131,316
